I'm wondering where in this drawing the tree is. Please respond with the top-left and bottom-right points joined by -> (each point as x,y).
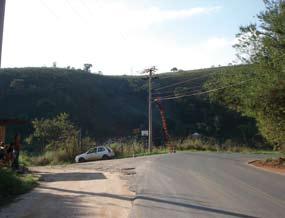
171,67 -> 178,72
52,62 -> 57,68
206,0 -> 285,150
26,113 -> 79,153
83,63 -> 93,72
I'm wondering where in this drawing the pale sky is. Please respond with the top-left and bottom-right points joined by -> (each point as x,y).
2,0 -> 264,75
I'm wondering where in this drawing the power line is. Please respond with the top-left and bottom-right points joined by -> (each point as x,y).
156,74 -> 180,80
64,0 -> 86,20
153,79 -> 227,96
158,79 -> 253,101
78,0 -> 95,16
153,83 -> 204,96
156,79 -> 254,101
153,74 -> 212,91
156,70 -> 213,81
39,0 -> 60,20
79,0 -> 128,42
153,87 -> 206,99
153,87 -> 204,98
153,68 -> 224,90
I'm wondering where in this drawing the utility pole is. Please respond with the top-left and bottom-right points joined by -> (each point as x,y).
148,69 -> 153,154
0,0 -> 6,67
143,66 -> 157,153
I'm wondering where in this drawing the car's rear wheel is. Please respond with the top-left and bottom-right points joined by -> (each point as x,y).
78,157 -> 85,163
102,155 -> 109,160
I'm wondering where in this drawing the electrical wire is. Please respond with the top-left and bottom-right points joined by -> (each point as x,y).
156,74 -> 180,80
156,70 -> 214,81
153,78 -> 225,96
153,84 -> 203,96
39,0 -> 60,20
154,88 -> 206,99
78,0 -> 128,41
156,79 -> 254,101
64,0 -> 86,20
157,79 -> 253,101
153,74 -> 211,91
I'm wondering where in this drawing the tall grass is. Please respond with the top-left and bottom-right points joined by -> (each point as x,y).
26,136 -> 276,166
108,140 -> 153,158
105,137 -> 257,157
30,150 -> 75,166
28,136 -> 97,166
173,137 -> 256,153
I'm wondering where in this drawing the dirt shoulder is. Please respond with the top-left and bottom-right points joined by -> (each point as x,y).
249,157 -> 285,175
0,165 -> 134,218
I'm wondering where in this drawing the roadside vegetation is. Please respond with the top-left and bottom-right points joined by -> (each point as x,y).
0,168 -> 38,206
19,110 -> 274,166
0,66 -> 264,150
206,0 -> 285,152
23,132 -> 280,166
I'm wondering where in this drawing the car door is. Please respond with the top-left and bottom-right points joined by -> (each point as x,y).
96,146 -> 106,159
86,148 -> 97,161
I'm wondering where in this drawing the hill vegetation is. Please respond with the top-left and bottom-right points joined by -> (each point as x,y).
2,1 -> 284,154
0,65 -> 262,153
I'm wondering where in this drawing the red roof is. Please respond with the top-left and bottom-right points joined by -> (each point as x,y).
0,119 -> 28,125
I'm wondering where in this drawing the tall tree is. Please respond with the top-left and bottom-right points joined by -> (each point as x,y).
83,63 -> 93,72
206,0 -> 285,150
171,67 -> 178,72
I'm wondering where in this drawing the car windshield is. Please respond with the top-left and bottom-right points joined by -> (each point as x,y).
87,148 -> 96,153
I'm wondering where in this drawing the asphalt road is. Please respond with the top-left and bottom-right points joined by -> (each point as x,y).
128,152 -> 285,218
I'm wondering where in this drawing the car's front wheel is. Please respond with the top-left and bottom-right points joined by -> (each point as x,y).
78,157 -> 86,163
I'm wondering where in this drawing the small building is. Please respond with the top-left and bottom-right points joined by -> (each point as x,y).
0,119 -> 27,143
192,132 -> 201,138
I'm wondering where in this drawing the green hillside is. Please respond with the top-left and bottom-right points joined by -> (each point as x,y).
0,66 -> 260,148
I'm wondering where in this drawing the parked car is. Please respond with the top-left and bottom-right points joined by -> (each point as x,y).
75,146 -> 115,163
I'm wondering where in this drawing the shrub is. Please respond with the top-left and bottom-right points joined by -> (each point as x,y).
0,169 -> 37,205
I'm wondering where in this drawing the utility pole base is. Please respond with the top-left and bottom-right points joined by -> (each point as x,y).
168,144 -> 176,153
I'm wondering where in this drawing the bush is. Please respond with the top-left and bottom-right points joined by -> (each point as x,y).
30,149 -> 77,166
172,136 -> 259,153
106,139 -> 164,158
25,114 -> 93,165
30,152 -> 53,166
19,152 -> 33,167
174,137 -> 219,152
0,169 -> 38,205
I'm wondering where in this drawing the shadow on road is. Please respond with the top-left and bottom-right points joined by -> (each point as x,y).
40,186 -> 258,218
38,172 -> 106,182
0,190 -> 103,217
134,195 -> 259,218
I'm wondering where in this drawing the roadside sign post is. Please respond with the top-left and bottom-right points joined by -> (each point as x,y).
141,130 -> 148,137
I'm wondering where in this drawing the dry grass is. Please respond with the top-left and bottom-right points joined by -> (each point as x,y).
172,137 -> 256,153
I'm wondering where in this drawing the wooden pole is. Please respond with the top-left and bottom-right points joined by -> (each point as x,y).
0,0 -> 6,67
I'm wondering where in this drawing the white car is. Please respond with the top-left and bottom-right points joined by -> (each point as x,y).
75,146 -> 115,163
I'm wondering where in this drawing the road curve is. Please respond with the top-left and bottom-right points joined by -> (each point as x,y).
130,152 -> 285,218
